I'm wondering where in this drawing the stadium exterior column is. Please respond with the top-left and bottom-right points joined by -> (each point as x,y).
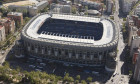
41,47 -> 44,54
90,54 -> 93,60
54,48 -> 58,56
98,52 -> 100,60
69,52 -> 72,58
35,46 -> 38,53
62,49 -> 65,55
48,48 -> 51,55
106,50 -> 108,57
99,52 -> 103,61
83,53 -> 86,59
28,46 -> 30,51
76,53 -> 79,59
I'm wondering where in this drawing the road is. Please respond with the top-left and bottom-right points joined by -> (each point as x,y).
106,0 -> 129,84
0,33 -> 20,65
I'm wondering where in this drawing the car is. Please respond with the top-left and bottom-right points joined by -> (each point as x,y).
48,61 -> 54,63
120,79 -> 123,81
64,71 -> 66,76
70,64 -> 74,67
63,63 -> 69,67
84,70 -> 91,74
35,69 -> 42,72
52,68 -> 56,73
92,71 -> 99,74
29,65 -> 35,68
112,73 -> 117,77
40,63 -> 46,66
37,66 -> 43,69
37,59 -> 42,62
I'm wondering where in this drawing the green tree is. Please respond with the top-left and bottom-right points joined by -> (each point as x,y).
76,75 -> 80,80
75,80 -> 79,84
123,18 -> 126,21
49,74 -> 55,81
81,80 -> 87,84
15,21 -> 21,29
40,7 -> 48,13
68,77 -> 74,82
87,77 -> 92,83
85,6 -> 88,10
22,10 -> 28,17
24,17 -> 31,25
3,61 -> 10,68
72,6 -> 77,14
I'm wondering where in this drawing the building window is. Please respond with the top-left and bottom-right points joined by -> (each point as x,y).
72,50 -> 75,56
45,47 -> 47,52
94,53 -> 98,58
31,45 -> 34,50
79,52 -> 82,58
65,49 -> 68,55
51,48 -> 54,54
87,52 -> 90,58
58,49 -> 61,55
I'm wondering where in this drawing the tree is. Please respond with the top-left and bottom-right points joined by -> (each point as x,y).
123,18 -> 126,21
40,7 -> 48,13
0,7 -> 6,14
87,77 -> 92,83
75,80 -> 79,84
22,10 -> 28,17
72,6 -> 77,14
49,74 -> 55,81
85,6 -> 88,11
15,21 -> 21,29
24,17 -> 31,25
3,61 -> 10,68
76,75 -> 80,80
81,80 -> 87,84
68,77 -> 74,83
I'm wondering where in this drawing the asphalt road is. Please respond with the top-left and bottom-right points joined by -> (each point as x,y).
0,34 -> 20,65
106,0 -> 129,84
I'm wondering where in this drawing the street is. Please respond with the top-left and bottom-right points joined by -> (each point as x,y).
106,0 -> 129,84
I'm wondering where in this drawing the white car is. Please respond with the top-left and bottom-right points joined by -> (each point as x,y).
37,59 -> 42,62
40,63 -> 46,66
35,69 -> 42,72
63,63 -> 69,67
29,65 -> 35,68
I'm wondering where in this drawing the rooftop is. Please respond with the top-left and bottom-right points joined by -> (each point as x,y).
35,1 -> 47,7
8,12 -> 22,16
25,14 -> 115,45
0,25 -> 3,29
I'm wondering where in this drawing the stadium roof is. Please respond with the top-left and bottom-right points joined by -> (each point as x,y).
26,14 -> 114,45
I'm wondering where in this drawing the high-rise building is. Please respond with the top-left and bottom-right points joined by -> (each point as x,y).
7,12 -> 23,25
0,18 -> 15,35
122,0 -> 138,14
106,0 -> 114,14
133,52 -> 140,83
0,25 -> 5,41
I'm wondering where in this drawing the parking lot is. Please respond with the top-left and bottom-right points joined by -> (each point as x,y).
6,54 -> 112,82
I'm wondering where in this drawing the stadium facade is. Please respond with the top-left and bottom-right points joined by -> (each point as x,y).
21,13 -> 119,71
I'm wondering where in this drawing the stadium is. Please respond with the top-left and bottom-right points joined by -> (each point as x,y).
21,13 -> 119,71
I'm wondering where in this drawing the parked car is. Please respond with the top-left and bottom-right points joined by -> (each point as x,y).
40,63 -> 46,66
35,69 -> 42,72
29,65 -> 35,68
